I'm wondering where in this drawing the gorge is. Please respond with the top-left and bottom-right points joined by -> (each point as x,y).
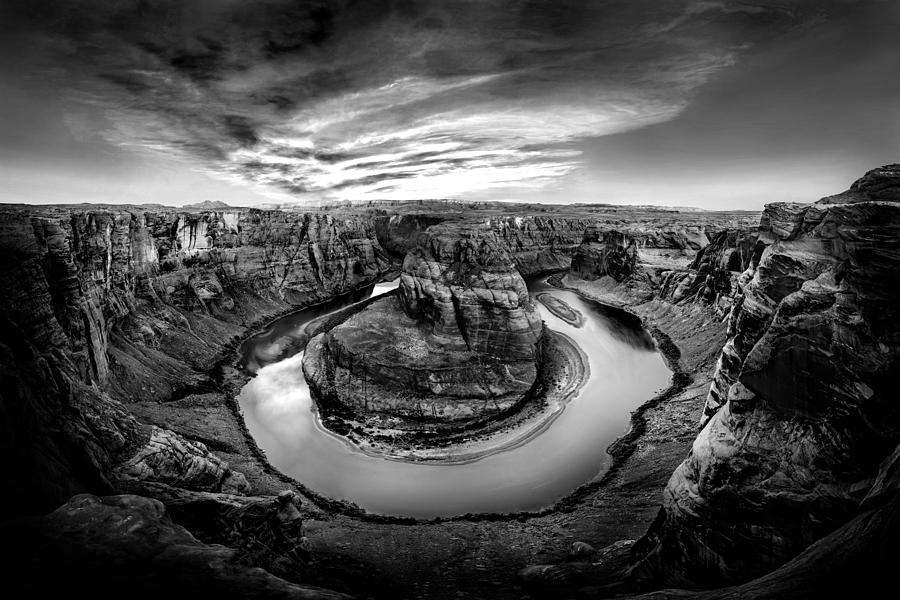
1,166 -> 899,599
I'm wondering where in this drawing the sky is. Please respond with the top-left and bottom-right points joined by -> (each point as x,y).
0,0 -> 898,209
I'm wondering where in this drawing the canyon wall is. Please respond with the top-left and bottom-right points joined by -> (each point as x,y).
568,221 -> 761,310
630,165 -> 900,587
0,207 -> 391,514
488,216 -> 594,276
571,228 -> 640,283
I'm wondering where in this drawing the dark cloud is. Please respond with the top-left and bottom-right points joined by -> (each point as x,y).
1,0 -> 896,205
222,115 -> 260,147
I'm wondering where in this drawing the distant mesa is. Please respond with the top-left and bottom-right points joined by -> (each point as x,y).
184,200 -> 234,210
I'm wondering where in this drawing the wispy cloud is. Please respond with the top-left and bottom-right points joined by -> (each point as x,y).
1,0 -> 813,202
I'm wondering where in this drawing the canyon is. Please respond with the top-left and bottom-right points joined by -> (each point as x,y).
1,166 -> 898,599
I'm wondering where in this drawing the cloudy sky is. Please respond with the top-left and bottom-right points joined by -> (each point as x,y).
1,0 -> 898,209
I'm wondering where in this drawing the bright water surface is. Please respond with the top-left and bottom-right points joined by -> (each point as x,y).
238,279 -> 670,517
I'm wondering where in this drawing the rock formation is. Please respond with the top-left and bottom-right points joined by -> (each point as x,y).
398,223 -> 543,361
373,213 -> 450,257
0,207 -> 392,514
304,222 -> 544,424
630,165 -> 900,586
488,216 -> 594,276
2,493 -> 348,600
658,227 -> 762,317
571,227 -> 640,282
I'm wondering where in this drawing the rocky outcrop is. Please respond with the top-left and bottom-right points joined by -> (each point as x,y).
571,227 -> 640,283
1,493 -> 348,600
129,483 -> 316,585
373,213 -> 450,257
398,223 -> 543,361
304,222 -> 544,424
630,165 -> 900,587
114,426 -> 251,494
0,206 -> 391,512
658,227 -> 761,317
488,216 -> 594,276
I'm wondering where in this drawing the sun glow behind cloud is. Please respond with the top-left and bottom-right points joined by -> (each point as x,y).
225,75 -> 694,200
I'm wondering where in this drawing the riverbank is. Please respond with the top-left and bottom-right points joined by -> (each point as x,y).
130,270 -> 726,599
306,328 -> 589,464
224,274 -> 706,520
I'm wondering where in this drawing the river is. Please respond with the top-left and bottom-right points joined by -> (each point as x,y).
237,278 -> 671,518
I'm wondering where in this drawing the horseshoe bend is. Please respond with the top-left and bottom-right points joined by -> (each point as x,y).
2,3 -> 900,597
1,165 -> 898,598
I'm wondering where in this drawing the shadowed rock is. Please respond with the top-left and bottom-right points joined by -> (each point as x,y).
571,228 -> 640,282
630,164 -> 900,587
1,493 -> 349,600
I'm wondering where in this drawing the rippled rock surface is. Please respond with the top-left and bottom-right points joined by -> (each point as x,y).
305,223 -> 544,423
632,165 -> 900,586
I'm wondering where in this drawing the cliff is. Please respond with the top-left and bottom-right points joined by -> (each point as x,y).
399,222 -> 543,361
571,228 -> 640,283
630,165 -> 900,587
0,207 -> 391,512
304,222 -> 544,424
658,228 -> 762,317
488,216 -> 594,276
0,206 -> 394,597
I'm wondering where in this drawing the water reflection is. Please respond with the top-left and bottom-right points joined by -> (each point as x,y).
238,277 -> 670,517
240,280 -> 400,374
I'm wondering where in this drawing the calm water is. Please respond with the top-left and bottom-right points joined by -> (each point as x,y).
238,279 -> 670,517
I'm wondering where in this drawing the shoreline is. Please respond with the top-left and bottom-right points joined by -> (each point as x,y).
214,270 -> 693,524
311,329 -> 590,465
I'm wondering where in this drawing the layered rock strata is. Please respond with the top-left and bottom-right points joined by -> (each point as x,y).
571,227 -> 640,282
0,207 -> 391,512
488,216 -> 595,276
0,207 -> 391,594
304,223 -> 544,425
631,165 -> 900,586
658,227 -> 762,317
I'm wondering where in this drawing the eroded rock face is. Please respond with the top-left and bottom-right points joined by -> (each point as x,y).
373,213 -> 450,257
632,165 -> 900,586
571,227 -> 640,283
398,223 -> 543,361
488,216 -> 594,276
305,223 -> 544,423
0,206 -> 391,513
658,227 -> 762,317
114,426 -> 251,495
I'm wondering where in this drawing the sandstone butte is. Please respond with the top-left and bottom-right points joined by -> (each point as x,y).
303,222 -> 545,425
